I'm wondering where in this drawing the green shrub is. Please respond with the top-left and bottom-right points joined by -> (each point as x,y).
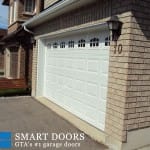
0,88 -> 31,97
0,72 -> 4,75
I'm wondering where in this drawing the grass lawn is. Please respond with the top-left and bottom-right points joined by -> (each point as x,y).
0,89 -> 31,97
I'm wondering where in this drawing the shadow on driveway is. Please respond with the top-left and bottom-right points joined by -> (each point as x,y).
0,96 -> 108,150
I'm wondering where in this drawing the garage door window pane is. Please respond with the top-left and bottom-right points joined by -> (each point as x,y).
105,36 -> 110,46
78,39 -> 85,47
90,38 -> 99,47
60,42 -> 65,48
53,42 -> 58,48
68,41 -> 74,48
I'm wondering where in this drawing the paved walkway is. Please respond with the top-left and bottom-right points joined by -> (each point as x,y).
0,96 -> 108,150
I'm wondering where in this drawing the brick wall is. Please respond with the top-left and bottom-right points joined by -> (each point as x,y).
105,0 -> 150,143
126,0 -> 150,133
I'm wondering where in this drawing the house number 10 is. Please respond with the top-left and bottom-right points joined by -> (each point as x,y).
114,44 -> 123,54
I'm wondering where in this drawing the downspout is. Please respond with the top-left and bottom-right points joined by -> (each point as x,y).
23,25 -> 34,35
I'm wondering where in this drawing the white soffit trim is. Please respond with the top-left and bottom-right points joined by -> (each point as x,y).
35,21 -> 108,40
23,0 -> 95,28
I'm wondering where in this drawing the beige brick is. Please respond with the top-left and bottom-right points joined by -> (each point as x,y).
136,96 -> 149,102
109,76 -> 129,85
127,102 -> 136,108
125,108 -> 136,114
108,93 -> 127,102
128,113 -> 140,119
136,101 -> 150,107
108,83 -> 127,92
136,107 -> 150,112
127,124 -> 138,130
108,89 -> 127,97
126,97 -> 137,103
107,102 -> 125,114
139,122 -> 150,128
140,112 -> 150,117
139,117 -> 150,123
127,118 -> 139,125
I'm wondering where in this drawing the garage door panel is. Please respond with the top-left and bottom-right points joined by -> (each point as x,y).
67,99 -> 86,115
86,83 -> 99,97
97,101 -> 107,113
41,30 -> 110,130
87,60 -> 99,72
86,72 -> 99,84
85,94 -> 99,108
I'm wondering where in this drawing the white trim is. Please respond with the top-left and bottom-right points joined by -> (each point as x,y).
9,0 -> 18,25
14,0 -> 17,22
35,22 -> 108,40
36,39 -> 46,97
9,4 -> 13,25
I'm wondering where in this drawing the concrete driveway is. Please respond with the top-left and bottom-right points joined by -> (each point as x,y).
0,96 -> 108,150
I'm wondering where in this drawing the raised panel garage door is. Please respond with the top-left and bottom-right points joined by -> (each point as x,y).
42,30 -> 110,130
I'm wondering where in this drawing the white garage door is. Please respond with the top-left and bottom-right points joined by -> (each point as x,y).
40,29 -> 110,130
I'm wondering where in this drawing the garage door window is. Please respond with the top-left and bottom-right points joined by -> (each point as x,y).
68,41 -> 74,48
60,42 -> 65,48
90,38 -> 99,47
105,36 -> 110,46
53,42 -> 58,49
78,39 -> 85,47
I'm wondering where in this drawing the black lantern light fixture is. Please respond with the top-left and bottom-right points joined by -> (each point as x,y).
107,15 -> 122,41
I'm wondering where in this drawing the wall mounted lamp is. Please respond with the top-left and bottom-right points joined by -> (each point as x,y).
107,16 -> 122,41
